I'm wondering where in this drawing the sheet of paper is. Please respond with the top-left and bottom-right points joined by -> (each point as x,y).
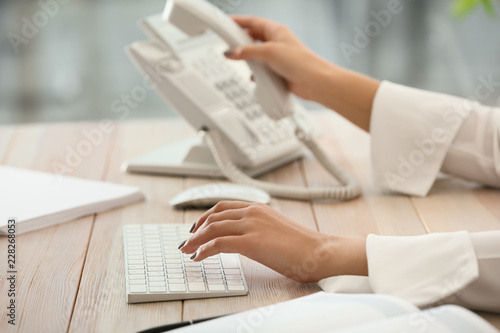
170,292 -> 419,333
339,305 -> 499,333
0,166 -> 144,234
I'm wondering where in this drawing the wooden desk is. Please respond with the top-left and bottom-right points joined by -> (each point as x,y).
1,112 -> 499,332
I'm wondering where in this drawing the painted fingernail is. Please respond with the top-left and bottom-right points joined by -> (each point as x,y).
177,240 -> 187,249
224,49 -> 234,57
190,252 -> 198,260
189,222 -> 196,233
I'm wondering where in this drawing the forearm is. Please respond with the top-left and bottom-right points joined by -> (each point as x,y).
310,63 -> 380,132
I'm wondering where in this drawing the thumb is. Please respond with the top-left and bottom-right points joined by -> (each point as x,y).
224,44 -> 275,62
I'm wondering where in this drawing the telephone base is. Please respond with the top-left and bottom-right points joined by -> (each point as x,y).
123,138 -> 304,179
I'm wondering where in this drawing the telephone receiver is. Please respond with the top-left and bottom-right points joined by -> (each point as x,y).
125,0 -> 361,201
163,0 -> 294,121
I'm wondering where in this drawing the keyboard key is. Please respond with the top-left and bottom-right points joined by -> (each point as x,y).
148,262 -> 163,267
223,269 -> 240,275
208,285 -> 226,291
128,265 -> 144,270
226,279 -> 243,285
187,276 -> 204,282
166,268 -> 183,274
206,273 -> 223,279
129,279 -> 146,285
146,257 -> 162,262
167,259 -> 182,265
130,285 -> 147,293
185,262 -> 201,267
185,266 -> 202,272
150,287 -> 167,293
169,284 -> 186,292
207,279 -> 224,285
147,267 -> 163,272
188,282 -> 206,292
227,284 -> 245,291
148,277 -> 165,282
165,254 -> 181,259
167,273 -> 184,279
129,270 -> 145,275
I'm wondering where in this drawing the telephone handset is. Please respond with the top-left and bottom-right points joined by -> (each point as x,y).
125,0 -> 360,201
163,0 -> 293,121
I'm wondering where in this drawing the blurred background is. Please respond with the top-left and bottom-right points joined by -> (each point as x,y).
0,0 -> 499,124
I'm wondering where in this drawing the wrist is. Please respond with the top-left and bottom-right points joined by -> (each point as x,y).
310,63 -> 342,104
312,64 -> 381,132
312,235 -> 368,282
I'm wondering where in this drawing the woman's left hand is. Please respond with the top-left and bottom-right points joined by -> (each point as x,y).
179,201 -> 367,282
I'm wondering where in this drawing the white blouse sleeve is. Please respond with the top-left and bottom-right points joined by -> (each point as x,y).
317,82 -> 500,313
370,81 -> 500,196
318,231 -> 500,313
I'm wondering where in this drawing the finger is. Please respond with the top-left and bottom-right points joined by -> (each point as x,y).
192,201 -> 250,234
191,235 -> 245,261
196,208 -> 247,233
181,220 -> 245,254
231,15 -> 281,41
246,29 -> 261,41
225,43 -> 276,62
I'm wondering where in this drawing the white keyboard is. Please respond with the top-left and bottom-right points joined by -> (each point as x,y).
123,224 -> 248,303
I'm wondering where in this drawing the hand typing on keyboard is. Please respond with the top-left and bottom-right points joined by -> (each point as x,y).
179,201 -> 368,283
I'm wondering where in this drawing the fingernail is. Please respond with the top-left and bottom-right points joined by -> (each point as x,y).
190,252 -> 198,260
189,223 -> 196,233
177,240 -> 187,249
224,49 -> 234,57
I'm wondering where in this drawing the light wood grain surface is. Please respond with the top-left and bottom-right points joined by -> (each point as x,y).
0,112 -> 499,332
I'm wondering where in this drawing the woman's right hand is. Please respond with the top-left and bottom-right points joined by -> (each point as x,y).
225,15 -> 336,102
226,16 -> 380,132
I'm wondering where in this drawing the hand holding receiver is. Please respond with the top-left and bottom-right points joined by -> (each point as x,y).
159,0 -> 362,201
163,0 -> 294,120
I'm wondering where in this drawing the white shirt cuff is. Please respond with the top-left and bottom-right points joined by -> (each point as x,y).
317,275 -> 372,294
318,232 -> 480,308
366,232 -> 479,307
370,81 -> 472,196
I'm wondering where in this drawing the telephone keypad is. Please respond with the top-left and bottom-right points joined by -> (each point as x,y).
191,49 -> 293,146
213,77 -> 263,123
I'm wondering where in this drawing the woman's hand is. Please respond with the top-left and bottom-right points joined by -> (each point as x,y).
226,15 -> 380,132
179,201 -> 368,283
225,16 -> 333,102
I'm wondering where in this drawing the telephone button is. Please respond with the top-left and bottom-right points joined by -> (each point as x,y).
158,55 -> 184,74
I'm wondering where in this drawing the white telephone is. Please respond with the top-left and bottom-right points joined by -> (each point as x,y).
124,0 -> 360,201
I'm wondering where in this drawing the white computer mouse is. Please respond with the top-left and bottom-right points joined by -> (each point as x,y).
169,183 -> 271,208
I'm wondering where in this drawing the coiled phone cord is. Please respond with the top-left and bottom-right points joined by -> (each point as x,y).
201,122 -> 362,201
